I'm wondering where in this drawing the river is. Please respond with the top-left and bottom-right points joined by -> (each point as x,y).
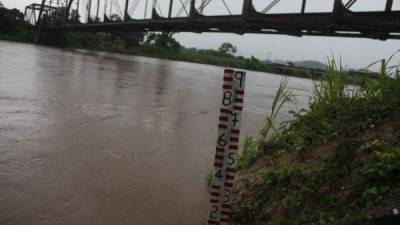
0,40 -> 311,225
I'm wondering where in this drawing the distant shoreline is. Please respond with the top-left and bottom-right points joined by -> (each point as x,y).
0,35 -> 378,83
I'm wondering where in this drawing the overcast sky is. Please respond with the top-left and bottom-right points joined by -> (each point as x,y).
3,0 -> 400,69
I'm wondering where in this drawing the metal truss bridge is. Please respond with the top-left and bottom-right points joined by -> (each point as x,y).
24,0 -> 400,40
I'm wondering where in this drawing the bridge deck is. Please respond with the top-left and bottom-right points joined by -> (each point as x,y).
29,0 -> 400,40
41,11 -> 400,40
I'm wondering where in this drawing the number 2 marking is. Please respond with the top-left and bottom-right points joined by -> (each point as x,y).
209,205 -> 219,219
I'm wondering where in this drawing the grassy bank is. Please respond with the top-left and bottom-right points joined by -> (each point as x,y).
231,57 -> 400,225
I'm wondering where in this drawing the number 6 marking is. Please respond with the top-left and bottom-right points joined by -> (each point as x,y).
218,133 -> 228,147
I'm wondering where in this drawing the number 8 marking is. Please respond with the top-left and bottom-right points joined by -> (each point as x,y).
222,91 -> 232,106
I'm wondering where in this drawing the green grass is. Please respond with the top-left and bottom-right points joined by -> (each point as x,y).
232,55 -> 400,225
237,54 -> 400,170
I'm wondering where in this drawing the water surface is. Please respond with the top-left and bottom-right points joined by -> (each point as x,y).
0,41 -> 311,225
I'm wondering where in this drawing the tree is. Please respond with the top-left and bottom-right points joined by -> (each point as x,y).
218,42 -> 237,55
69,9 -> 80,24
145,32 -> 181,50
0,7 -> 24,33
124,32 -> 145,48
109,14 -> 122,22
0,2 -> 4,8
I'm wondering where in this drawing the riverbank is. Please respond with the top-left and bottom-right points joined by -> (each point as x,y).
3,32 -> 379,82
0,5 -> 378,81
62,32 -> 287,76
231,59 -> 400,225
0,30 -> 352,81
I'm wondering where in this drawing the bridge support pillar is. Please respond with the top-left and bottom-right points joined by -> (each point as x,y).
33,31 -> 41,44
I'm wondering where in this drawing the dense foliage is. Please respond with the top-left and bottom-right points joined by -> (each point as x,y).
63,31 -> 278,74
0,6 -> 32,41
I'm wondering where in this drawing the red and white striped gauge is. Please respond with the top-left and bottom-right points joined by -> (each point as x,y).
208,69 -> 246,225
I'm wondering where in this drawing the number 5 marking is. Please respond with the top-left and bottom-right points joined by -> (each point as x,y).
227,152 -> 236,166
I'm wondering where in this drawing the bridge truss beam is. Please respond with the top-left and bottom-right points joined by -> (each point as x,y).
33,0 -> 400,40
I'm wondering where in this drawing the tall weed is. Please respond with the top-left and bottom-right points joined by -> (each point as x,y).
237,53 -> 400,170
237,77 -> 293,170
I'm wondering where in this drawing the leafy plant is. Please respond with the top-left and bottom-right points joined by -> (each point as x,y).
364,148 -> 400,180
236,136 -> 261,171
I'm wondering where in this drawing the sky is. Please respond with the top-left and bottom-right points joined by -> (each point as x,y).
3,0 -> 400,69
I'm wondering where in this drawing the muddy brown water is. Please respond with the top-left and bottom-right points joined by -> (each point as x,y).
0,41 -> 311,225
